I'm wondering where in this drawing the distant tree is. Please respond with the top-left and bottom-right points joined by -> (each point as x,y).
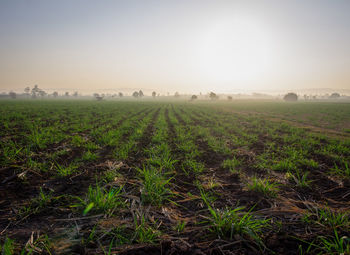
209,92 -> 218,100
132,91 -> 139,98
283,92 -> 298,102
329,92 -> 340,99
174,92 -> 180,98
152,91 -> 156,98
93,93 -> 103,101
303,94 -> 308,101
9,91 -> 16,99
119,92 -> 123,97
73,91 -> 78,97
31,84 -> 40,98
65,92 -> 69,97
227,96 -> 233,101
24,87 -> 30,96
191,95 -> 198,100
138,90 -> 144,97
38,90 -> 46,97
53,91 -> 58,98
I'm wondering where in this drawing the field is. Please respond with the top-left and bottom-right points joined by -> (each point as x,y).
0,99 -> 349,254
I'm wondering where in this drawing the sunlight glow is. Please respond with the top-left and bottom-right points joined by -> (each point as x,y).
195,16 -> 274,84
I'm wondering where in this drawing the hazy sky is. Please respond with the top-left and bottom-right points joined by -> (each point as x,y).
1,0 -> 350,93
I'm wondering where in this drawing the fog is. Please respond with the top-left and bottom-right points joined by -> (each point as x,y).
1,0 -> 350,94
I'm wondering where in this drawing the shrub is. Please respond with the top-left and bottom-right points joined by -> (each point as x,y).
283,93 -> 298,101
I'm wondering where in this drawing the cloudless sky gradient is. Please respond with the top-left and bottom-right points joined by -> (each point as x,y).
1,0 -> 350,93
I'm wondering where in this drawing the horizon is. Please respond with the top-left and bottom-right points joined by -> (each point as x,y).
1,0 -> 350,93
2,86 -> 350,97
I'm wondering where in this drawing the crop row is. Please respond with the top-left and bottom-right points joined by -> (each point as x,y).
0,101 -> 349,254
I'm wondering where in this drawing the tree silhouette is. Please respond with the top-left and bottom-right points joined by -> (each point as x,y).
53,92 -> 58,98
283,93 -> 298,101
191,95 -> 198,100
31,85 -> 40,98
38,90 -> 46,97
209,92 -> 218,100
152,91 -> 156,98
119,92 -> 123,97
9,91 -> 16,99
174,92 -> 180,98
24,87 -> 30,96
65,92 -> 69,97
227,96 -> 233,101
329,92 -> 340,99
93,93 -> 103,101
133,91 -> 139,98
139,90 -> 144,97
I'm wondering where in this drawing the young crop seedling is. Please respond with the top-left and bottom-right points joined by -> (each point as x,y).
201,191 -> 269,247
84,141 -> 100,151
145,144 -> 178,172
133,215 -> 161,244
198,187 -> 217,210
222,157 -> 241,173
103,169 -> 121,183
81,150 -> 99,162
286,170 -> 312,188
28,126 -> 49,150
205,206 -> 269,246
181,159 -> 204,175
297,158 -> 319,169
271,160 -> 297,172
26,158 -> 50,173
173,221 -> 187,233
77,184 -> 125,217
71,135 -> 85,147
0,237 -> 15,255
25,234 -> 53,254
205,176 -> 220,189
330,162 -> 350,179
311,207 -> 349,230
55,162 -> 79,176
317,229 -> 350,254
247,177 -> 279,198
18,188 -> 54,218
36,188 -> 53,208
0,141 -> 23,165
81,225 -> 98,245
137,166 -> 173,206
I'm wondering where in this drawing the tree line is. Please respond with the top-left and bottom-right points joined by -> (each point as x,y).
2,86 -> 345,102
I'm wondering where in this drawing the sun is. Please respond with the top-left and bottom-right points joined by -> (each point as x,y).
194,16 -> 274,85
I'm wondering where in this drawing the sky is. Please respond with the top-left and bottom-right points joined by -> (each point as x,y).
1,0 -> 350,94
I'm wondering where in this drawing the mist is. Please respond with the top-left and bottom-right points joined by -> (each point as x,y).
1,0 -> 350,94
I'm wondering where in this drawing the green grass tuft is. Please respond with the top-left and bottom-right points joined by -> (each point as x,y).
247,177 -> 279,197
